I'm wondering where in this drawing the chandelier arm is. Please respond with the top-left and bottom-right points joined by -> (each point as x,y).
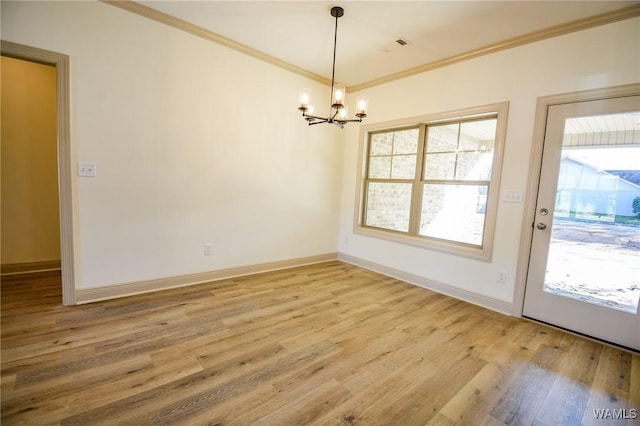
302,112 -> 330,122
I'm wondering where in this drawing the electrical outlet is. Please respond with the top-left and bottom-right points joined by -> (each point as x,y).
78,162 -> 96,177
497,270 -> 507,283
203,244 -> 212,256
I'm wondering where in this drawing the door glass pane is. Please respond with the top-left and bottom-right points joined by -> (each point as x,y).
543,112 -> 640,314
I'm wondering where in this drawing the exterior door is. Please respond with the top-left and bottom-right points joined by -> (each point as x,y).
522,95 -> 640,351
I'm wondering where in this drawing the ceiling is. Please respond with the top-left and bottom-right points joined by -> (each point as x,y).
135,1 -> 639,89
565,113 -> 640,135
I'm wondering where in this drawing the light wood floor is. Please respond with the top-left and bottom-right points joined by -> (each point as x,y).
1,261 -> 638,425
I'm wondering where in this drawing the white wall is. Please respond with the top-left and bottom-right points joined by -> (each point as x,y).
338,17 -> 640,312
4,1 -> 638,310
1,1 -> 343,289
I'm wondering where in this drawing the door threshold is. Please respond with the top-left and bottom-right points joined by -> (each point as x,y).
522,315 -> 639,355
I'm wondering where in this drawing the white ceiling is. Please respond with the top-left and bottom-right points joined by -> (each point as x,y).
137,1 -> 638,88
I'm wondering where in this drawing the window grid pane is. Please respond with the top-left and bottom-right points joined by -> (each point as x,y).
392,129 -> 419,154
455,151 -> 493,181
419,183 -> 488,246
368,128 -> 418,180
459,120 -> 496,152
365,182 -> 413,232
391,154 -> 417,179
423,118 -> 496,182
370,133 -> 393,156
426,124 -> 459,152
368,156 -> 392,179
424,152 -> 456,180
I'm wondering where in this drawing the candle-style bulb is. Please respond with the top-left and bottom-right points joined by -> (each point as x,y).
299,88 -> 311,109
356,95 -> 369,116
332,84 -> 346,107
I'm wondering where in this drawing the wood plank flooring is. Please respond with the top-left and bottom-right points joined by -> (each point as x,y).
1,261 -> 638,425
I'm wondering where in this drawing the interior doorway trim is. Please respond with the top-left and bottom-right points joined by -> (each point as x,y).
512,82 -> 640,317
1,40 -> 75,305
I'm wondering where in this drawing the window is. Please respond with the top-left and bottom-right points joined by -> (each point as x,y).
357,102 -> 508,260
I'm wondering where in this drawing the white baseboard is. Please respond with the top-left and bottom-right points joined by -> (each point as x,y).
1,260 -> 61,276
338,253 -> 513,315
74,252 -> 513,315
75,253 -> 338,304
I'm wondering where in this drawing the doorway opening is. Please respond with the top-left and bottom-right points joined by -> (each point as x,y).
1,41 -> 75,305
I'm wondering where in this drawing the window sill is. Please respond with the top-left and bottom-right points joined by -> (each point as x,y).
354,225 -> 493,262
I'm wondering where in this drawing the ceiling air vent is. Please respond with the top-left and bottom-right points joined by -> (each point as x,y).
395,38 -> 408,46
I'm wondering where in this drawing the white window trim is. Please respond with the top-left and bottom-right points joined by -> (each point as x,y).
353,101 -> 509,261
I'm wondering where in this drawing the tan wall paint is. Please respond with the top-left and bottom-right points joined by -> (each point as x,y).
1,56 -> 60,265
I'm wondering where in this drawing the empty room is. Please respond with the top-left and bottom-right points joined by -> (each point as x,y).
1,1 -> 639,424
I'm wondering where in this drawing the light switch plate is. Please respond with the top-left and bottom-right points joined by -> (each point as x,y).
504,190 -> 523,203
78,162 -> 96,177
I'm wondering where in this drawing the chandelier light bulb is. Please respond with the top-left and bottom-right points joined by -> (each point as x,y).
332,84 -> 346,107
299,88 -> 311,109
339,106 -> 348,119
356,95 -> 369,116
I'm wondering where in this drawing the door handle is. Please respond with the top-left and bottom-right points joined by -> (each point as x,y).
536,223 -> 547,230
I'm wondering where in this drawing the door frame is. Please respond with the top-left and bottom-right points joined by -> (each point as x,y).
513,82 -> 640,318
1,40 -> 75,305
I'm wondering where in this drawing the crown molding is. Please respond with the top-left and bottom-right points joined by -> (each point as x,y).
103,1 -> 639,92
349,4 -> 640,92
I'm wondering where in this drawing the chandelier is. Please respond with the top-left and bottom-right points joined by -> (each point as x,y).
298,6 -> 369,128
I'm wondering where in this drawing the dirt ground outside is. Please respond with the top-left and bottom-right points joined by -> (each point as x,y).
544,218 -> 640,314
